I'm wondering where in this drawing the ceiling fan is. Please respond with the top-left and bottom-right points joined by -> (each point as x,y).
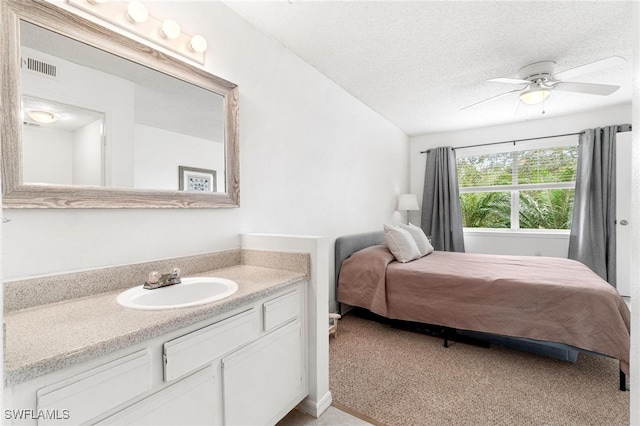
461,56 -> 625,110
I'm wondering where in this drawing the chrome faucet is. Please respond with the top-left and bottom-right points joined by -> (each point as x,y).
144,267 -> 181,290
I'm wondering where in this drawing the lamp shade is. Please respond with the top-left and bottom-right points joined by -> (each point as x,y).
397,194 -> 419,211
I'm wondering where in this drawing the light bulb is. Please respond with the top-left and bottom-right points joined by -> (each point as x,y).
189,35 -> 207,53
161,19 -> 181,40
127,1 -> 148,24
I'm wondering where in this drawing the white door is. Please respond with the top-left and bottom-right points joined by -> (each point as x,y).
616,131 -> 632,296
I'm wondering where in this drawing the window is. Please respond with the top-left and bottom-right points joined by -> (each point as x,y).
456,137 -> 578,231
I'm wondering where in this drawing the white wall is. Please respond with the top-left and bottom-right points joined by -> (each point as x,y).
22,126 -> 73,185
2,1 -> 408,282
23,119 -> 103,187
464,231 -> 570,258
629,2 -> 639,422
72,120 -> 103,186
134,125 -> 225,192
410,104 -> 632,256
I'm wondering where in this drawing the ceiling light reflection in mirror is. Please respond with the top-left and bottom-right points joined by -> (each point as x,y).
20,20 -> 226,193
22,96 -> 105,186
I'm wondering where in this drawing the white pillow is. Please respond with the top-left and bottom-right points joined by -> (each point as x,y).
383,224 -> 421,263
400,223 -> 434,257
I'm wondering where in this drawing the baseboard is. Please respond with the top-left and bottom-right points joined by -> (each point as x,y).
297,391 -> 332,418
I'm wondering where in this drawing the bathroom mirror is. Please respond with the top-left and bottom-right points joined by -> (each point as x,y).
1,0 -> 239,208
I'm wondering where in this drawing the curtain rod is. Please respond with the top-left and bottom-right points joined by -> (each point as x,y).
419,124 -> 632,154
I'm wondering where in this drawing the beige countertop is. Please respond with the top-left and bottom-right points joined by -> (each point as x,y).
4,265 -> 306,387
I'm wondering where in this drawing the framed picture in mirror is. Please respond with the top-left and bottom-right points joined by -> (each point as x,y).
179,166 -> 217,192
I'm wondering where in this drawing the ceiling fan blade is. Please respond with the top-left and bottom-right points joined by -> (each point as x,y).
553,81 -> 620,96
554,56 -> 627,81
460,89 -> 521,111
488,77 -> 530,85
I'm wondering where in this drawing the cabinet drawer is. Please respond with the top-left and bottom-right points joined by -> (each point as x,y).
263,290 -> 300,332
36,350 -> 150,425
163,309 -> 258,382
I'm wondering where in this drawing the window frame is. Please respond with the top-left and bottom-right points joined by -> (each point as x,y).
456,135 -> 579,232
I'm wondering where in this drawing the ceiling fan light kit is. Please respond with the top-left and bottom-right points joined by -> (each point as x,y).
520,86 -> 551,105
462,56 -> 625,111
516,62 -> 554,105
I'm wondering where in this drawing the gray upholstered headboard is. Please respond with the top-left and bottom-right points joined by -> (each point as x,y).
334,231 -> 384,314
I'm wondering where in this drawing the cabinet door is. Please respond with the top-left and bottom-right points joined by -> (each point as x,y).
97,366 -> 216,426
222,320 -> 304,426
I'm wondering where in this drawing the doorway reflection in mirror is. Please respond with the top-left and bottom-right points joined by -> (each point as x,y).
22,96 -> 105,186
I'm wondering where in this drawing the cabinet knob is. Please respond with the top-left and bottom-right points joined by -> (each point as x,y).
619,219 -> 629,226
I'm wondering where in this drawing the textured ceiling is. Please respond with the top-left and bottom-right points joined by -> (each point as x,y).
224,1 -> 634,136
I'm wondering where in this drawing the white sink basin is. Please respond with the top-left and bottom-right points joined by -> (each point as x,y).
117,277 -> 238,310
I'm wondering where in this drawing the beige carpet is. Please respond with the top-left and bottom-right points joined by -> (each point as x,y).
329,312 -> 629,426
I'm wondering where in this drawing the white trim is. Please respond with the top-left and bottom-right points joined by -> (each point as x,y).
511,190 -> 520,230
298,391 -> 333,418
463,228 -> 570,239
460,181 -> 575,193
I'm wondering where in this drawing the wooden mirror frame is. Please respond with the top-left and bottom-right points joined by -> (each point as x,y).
0,0 -> 239,208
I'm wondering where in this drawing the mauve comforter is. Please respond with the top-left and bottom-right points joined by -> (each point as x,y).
337,245 -> 630,374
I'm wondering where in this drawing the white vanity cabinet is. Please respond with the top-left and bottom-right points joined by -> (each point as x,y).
223,319 -> 303,425
32,350 -> 152,426
4,283 -> 307,426
97,365 -> 217,425
223,289 -> 304,425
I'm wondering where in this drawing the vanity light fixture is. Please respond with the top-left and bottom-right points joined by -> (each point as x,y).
126,1 -> 148,24
27,110 -> 58,124
69,0 -> 206,64
161,19 -> 181,40
189,35 -> 208,53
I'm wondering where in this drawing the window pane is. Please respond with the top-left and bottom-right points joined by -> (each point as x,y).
519,189 -> 574,230
517,147 -> 577,185
460,192 -> 510,228
458,153 -> 512,187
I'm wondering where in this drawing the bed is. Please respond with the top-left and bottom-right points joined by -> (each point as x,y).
335,231 -> 630,390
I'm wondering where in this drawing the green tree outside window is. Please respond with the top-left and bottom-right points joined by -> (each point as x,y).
457,146 -> 577,230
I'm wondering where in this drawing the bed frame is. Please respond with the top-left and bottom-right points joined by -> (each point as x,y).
335,231 -> 627,391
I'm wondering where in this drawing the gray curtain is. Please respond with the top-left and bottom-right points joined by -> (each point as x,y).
421,146 -> 465,252
568,126 -> 620,286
